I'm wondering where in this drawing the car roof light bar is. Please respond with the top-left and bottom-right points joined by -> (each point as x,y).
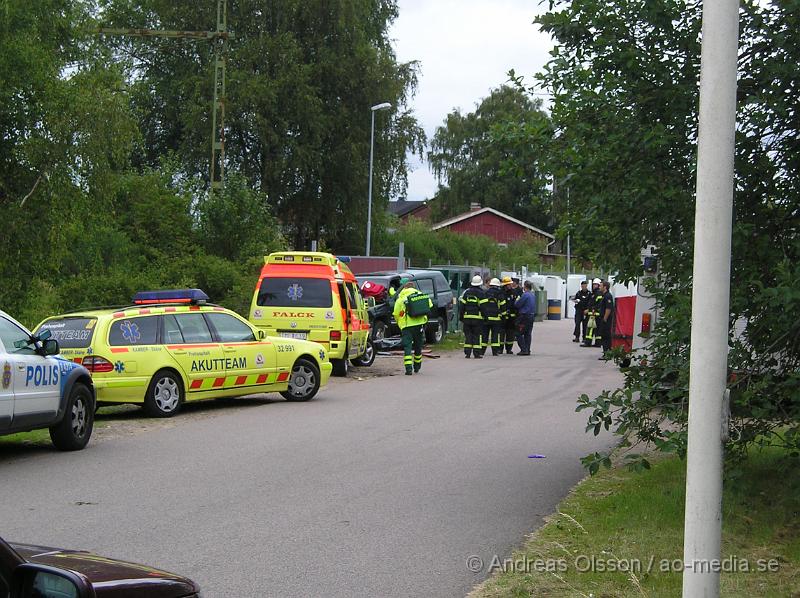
132,289 -> 210,305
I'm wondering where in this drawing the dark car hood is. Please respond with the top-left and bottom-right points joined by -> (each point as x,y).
11,542 -> 199,598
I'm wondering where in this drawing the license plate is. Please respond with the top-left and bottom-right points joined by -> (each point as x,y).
279,332 -> 307,340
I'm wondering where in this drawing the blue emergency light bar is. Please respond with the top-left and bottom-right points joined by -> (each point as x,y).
132,289 -> 209,305
336,256 -> 352,263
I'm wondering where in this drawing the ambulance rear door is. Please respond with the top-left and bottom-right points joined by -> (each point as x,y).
254,274 -> 335,343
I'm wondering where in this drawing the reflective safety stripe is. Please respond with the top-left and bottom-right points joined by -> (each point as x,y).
188,372 -> 281,392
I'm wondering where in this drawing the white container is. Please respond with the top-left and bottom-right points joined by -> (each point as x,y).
566,274 -> 588,319
526,274 -> 546,292
541,275 -> 564,316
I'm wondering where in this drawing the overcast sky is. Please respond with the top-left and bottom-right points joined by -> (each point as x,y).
389,0 -> 555,202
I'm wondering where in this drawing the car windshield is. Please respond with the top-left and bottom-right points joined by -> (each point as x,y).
37,317 -> 97,348
257,277 -> 333,308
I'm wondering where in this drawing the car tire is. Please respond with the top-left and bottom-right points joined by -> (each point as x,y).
144,370 -> 184,417
372,320 -> 387,341
426,316 -> 446,344
280,358 -> 321,402
351,338 -> 375,367
49,383 -> 94,451
331,356 -> 349,377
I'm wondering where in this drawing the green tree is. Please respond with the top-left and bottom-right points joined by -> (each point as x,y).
0,0 -> 140,317
99,0 -> 425,251
427,85 -> 554,230
196,173 -> 285,262
0,3 -> 286,327
533,0 -> 800,467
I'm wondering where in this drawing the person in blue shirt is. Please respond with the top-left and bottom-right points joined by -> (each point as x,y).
514,281 -> 536,355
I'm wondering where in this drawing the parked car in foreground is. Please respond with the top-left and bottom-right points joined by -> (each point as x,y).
356,270 -> 454,343
0,310 -> 94,451
0,535 -> 200,597
35,289 -> 332,417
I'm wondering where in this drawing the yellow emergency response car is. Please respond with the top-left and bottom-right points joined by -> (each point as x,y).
249,252 -> 374,377
35,289 -> 332,417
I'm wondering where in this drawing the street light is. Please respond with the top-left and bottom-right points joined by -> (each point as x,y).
366,102 -> 392,257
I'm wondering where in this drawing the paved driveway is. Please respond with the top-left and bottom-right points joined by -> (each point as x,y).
0,319 -> 622,597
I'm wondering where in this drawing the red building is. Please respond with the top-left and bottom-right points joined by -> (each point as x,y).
431,205 -> 554,248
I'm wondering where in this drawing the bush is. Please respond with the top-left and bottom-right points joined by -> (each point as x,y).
375,219 -> 548,270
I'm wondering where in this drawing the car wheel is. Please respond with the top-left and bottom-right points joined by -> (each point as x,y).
352,338 -> 376,367
331,356 -> 349,377
426,316 -> 446,344
49,383 -> 94,451
280,358 -> 321,402
372,320 -> 387,341
144,370 -> 184,417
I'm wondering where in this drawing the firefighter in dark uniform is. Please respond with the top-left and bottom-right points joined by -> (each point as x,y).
502,276 -> 521,354
582,278 -> 603,347
483,278 -> 507,356
598,280 -> 615,358
573,280 -> 592,343
459,275 -> 487,358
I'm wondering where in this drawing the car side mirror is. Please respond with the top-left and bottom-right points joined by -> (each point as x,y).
257,330 -> 266,340
43,339 -> 60,356
12,563 -> 93,598
37,329 -> 52,341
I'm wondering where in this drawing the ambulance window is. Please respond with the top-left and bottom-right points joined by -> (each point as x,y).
0,316 -> 35,355
206,313 -> 256,342
417,278 -> 435,296
37,317 -> 96,349
109,316 -> 159,346
257,278 -> 333,308
173,314 -> 213,344
162,315 -> 184,344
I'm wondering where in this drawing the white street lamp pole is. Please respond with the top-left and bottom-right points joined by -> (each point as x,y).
566,186 -> 571,283
682,0 -> 739,596
366,102 -> 391,257
556,172 -> 575,316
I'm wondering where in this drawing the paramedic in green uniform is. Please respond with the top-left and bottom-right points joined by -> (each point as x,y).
393,280 -> 433,375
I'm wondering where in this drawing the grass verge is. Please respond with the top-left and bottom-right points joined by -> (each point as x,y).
434,331 -> 465,352
471,448 -> 799,597
0,407 -> 132,448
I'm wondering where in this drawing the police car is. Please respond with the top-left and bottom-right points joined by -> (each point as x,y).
0,310 -> 95,450
35,289 -> 332,417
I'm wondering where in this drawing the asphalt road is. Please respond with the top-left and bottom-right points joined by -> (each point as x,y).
0,319 -> 621,597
